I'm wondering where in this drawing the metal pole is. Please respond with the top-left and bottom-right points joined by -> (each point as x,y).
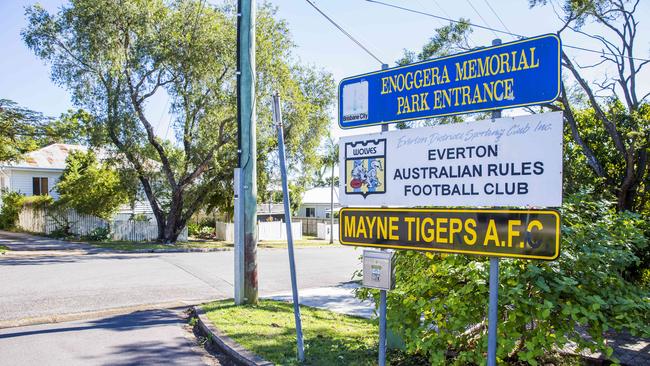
273,93 -> 305,362
487,38 -> 502,366
378,62 -> 390,366
378,289 -> 387,366
329,157 -> 334,244
238,0 -> 258,304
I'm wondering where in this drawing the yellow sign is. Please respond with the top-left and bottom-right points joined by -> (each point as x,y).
339,208 -> 560,260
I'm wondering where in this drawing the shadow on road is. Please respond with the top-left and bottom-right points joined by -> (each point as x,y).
0,309 -> 181,340
0,254 -> 145,266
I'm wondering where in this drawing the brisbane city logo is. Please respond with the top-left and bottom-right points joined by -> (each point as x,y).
345,139 -> 386,198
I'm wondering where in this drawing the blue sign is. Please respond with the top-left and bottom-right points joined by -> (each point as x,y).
338,34 -> 561,129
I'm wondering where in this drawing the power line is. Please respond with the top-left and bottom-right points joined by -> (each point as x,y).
465,0 -> 499,39
430,0 -> 477,48
482,0 -> 514,39
304,0 -> 385,65
364,0 -> 650,62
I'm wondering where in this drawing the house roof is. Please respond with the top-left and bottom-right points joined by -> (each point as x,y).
6,144 -> 87,170
301,187 -> 339,205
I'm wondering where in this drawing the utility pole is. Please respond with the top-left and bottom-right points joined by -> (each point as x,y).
236,0 -> 258,305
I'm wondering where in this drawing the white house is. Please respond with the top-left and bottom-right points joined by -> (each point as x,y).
0,143 -> 151,214
297,187 -> 339,218
0,144 -> 84,200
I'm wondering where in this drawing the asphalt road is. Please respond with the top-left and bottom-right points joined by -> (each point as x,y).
0,247 -> 362,323
0,234 -> 362,365
0,308 -> 215,366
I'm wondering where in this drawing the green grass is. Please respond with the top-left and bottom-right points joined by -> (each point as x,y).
86,240 -> 230,251
201,300 -> 589,366
202,300 -> 380,366
86,237 -> 337,252
0,245 -> 9,254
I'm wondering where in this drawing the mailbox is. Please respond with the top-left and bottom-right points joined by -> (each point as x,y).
362,250 -> 395,290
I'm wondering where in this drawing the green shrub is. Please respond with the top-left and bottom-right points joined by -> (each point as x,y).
21,194 -> 53,208
357,193 -> 650,365
188,222 -> 201,236
0,191 -> 25,230
82,226 -> 111,241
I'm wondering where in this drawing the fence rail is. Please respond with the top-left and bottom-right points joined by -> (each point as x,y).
17,206 -> 187,242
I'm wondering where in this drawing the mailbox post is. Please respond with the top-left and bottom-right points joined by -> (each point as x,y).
363,250 -> 394,366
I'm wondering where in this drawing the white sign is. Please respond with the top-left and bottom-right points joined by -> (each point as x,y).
339,112 -> 563,207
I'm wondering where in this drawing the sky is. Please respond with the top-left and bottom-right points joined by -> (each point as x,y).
1,0 -> 649,141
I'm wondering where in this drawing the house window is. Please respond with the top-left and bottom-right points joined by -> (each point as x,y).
32,177 -> 49,196
305,207 -> 315,217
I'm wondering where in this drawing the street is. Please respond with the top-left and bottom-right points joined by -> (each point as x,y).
0,235 -> 362,365
0,246 -> 361,324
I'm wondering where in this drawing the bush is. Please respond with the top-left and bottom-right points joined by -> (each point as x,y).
357,193 -> 650,365
21,195 -> 53,208
188,222 -> 201,236
82,226 -> 111,241
0,191 -> 24,229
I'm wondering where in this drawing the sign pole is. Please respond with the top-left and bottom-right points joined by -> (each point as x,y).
486,38 -> 502,366
378,63 -> 389,366
273,93 -> 305,362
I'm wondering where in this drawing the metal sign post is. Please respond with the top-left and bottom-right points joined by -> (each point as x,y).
273,92 -> 305,362
487,39 -> 502,366
362,249 -> 394,366
378,63 -> 389,366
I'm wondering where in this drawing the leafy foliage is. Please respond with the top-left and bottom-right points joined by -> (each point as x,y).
0,100 -> 90,162
23,0 -> 334,242
0,191 -> 25,230
357,192 -> 650,364
55,150 -> 129,220
0,192 -> 53,230
81,226 -> 111,241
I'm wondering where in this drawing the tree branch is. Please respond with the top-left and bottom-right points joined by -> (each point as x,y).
559,83 -> 605,178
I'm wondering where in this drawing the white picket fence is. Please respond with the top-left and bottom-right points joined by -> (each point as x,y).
17,206 -> 187,241
317,222 -> 339,241
213,221 -> 302,241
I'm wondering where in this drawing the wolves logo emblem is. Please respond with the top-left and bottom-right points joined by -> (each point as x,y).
345,139 -> 386,198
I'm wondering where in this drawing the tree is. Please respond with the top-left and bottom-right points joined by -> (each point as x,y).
0,99 -> 94,162
55,150 -> 130,220
530,0 -> 650,211
24,0 -> 334,243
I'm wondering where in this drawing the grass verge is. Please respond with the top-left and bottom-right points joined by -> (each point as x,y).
85,240 -> 230,251
201,300 -> 590,366
202,299 -> 380,366
86,236 -> 337,251
0,245 -> 9,254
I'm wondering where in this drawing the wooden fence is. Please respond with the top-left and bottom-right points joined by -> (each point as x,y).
17,206 -> 187,241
